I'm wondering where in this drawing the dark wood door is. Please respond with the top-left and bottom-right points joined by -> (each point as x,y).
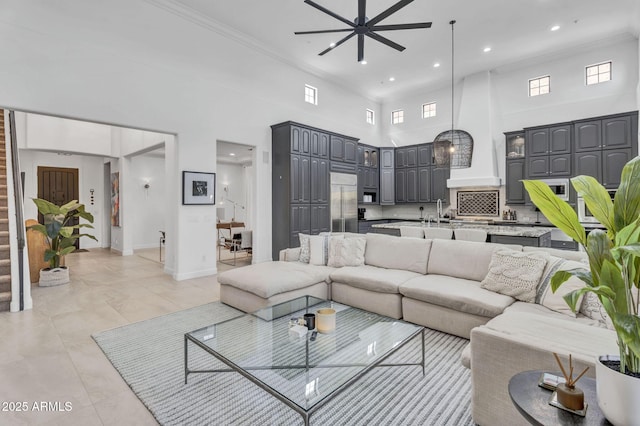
37,166 -> 79,248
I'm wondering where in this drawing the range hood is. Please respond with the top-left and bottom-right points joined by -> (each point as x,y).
447,71 -> 501,188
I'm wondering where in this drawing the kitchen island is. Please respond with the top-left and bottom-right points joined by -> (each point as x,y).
370,221 -> 553,247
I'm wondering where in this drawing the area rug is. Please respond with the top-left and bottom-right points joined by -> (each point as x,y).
93,302 -> 473,425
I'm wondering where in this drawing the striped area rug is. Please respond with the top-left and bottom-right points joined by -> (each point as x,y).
93,302 -> 473,426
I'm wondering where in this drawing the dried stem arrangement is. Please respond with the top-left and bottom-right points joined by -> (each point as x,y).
553,352 -> 589,389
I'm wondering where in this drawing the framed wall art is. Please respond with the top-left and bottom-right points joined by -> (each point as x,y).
182,171 -> 216,205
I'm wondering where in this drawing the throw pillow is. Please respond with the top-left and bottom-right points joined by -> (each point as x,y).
580,291 -> 614,330
309,234 -> 344,266
537,259 -> 587,317
327,237 -> 366,267
298,233 -> 311,263
481,249 -> 548,302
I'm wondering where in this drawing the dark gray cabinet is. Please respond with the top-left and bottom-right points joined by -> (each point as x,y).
602,116 -> 632,149
418,167 -> 431,202
431,167 -> 450,202
506,159 -> 526,204
526,128 -> 549,156
310,157 -> 329,203
330,135 -> 357,163
395,146 -> 418,168
527,154 -> 571,177
418,144 -> 434,166
395,169 -> 407,202
603,149 -> 633,188
574,151 -> 601,181
525,124 -> 572,177
406,168 -> 418,203
357,144 -> 379,204
273,121 -> 358,259
575,114 -> 634,152
574,120 -> 601,152
379,148 -> 395,205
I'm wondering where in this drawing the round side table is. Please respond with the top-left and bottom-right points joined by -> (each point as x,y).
508,370 -> 611,426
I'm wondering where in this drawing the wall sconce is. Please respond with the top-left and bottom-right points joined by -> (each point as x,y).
144,182 -> 150,189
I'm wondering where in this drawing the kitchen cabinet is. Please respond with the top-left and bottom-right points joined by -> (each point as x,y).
506,158 -> 526,204
574,113 -> 635,152
603,148 -> 633,188
357,144 -> 379,204
395,166 -> 419,203
395,146 -> 417,168
273,121 -> 358,259
310,157 -> 329,203
431,167 -> 450,202
379,148 -> 395,205
574,151 -> 601,181
418,144 -> 434,166
527,154 -> 571,177
395,169 -> 406,202
406,168 -> 418,203
526,125 -> 571,156
418,167 -> 431,202
330,135 -> 357,163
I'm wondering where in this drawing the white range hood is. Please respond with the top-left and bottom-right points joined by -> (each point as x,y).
447,71 -> 502,188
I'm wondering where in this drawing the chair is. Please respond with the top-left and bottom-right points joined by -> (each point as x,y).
454,228 -> 488,242
217,222 -> 252,265
424,228 -> 453,240
399,226 -> 424,239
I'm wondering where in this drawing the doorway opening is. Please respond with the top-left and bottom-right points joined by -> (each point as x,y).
216,140 -> 256,271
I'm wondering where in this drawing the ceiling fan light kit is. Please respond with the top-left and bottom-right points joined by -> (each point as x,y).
295,0 -> 432,62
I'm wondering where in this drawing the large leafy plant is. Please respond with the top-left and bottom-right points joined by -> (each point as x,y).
28,199 -> 97,269
524,157 -> 640,375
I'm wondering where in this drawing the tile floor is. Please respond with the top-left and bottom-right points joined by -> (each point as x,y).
0,248 -> 235,425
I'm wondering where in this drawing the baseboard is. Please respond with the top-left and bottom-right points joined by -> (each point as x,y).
173,267 -> 217,281
110,247 -> 134,256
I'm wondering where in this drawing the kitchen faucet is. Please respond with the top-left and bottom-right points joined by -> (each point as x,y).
436,199 -> 443,226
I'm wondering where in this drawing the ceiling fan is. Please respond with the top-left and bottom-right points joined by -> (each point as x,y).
295,0 -> 432,62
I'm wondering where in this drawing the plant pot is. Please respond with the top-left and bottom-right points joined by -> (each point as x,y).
596,355 -> 640,426
38,266 -> 70,287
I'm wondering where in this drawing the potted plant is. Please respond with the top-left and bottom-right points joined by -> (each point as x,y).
28,199 -> 97,286
524,157 -> 640,425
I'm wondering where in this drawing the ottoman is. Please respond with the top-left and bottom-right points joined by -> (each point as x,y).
218,261 -> 334,312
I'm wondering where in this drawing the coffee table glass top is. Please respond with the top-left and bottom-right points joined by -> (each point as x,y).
187,296 -> 423,411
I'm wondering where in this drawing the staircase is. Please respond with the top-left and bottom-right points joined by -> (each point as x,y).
0,110 -> 11,312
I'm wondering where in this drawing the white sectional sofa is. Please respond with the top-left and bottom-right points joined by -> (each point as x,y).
217,232 -> 618,426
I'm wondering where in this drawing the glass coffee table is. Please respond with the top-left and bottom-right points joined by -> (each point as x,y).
184,296 -> 425,425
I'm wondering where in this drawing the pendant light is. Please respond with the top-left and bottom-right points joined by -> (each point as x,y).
433,20 -> 473,169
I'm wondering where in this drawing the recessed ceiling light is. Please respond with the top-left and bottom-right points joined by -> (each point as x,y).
433,63 -> 440,68
389,77 -> 395,82
329,42 -> 336,48
550,25 -> 560,31
483,47 -> 492,53
361,60 -> 367,65
229,153 -> 236,156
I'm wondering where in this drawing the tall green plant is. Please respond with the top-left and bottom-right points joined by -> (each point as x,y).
28,199 -> 97,269
524,157 -> 640,374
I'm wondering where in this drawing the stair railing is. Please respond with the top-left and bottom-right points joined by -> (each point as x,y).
8,111 -> 25,311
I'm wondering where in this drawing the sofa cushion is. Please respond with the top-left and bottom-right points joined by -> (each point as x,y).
327,237 -> 366,268
365,233 -> 431,274
217,261 -> 334,299
481,249 -> 548,302
400,274 -> 516,317
504,301 -> 608,328
330,265 -> 422,294
523,245 -> 588,263
427,239 -> 507,281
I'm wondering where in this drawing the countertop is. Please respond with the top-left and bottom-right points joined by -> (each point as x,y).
370,221 -> 554,238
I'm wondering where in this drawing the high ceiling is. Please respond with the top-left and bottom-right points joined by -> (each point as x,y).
172,0 -> 640,100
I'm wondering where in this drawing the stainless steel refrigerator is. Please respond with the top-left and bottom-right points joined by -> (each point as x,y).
330,172 -> 358,233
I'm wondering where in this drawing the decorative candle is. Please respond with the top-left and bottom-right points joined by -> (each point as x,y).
316,308 -> 336,334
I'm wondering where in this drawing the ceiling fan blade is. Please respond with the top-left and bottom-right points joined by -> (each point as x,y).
358,34 -> 364,62
371,22 -> 432,31
295,28 -> 354,35
304,0 -> 355,28
358,0 -> 366,25
365,32 -> 405,52
367,0 -> 414,27
319,32 -> 356,55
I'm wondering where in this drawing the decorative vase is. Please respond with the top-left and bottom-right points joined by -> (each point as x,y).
596,355 -> 640,426
38,266 -> 70,287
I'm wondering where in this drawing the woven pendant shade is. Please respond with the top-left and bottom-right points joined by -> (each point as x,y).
434,130 -> 473,169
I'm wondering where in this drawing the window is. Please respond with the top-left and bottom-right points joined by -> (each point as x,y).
586,61 -> 611,85
528,76 -> 550,97
422,102 -> 436,118
391,109 -> 404,124
366,109 -> 375,125
304,84 -> 317,105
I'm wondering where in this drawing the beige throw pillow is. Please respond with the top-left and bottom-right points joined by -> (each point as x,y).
327,237 -> 366,267
481,250 -> 548,302
299,233 -> 311,263
580,291 -> 614,329
309,234 -> 343,266
536,258 -> 588,317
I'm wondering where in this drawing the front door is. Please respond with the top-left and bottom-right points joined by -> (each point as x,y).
37,166 -> 80,248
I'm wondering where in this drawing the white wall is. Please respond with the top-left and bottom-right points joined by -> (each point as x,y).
0,0 -> 381,278
216,163 -> 247,223
129,154 -> 166,249
19,150 -> 103,249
